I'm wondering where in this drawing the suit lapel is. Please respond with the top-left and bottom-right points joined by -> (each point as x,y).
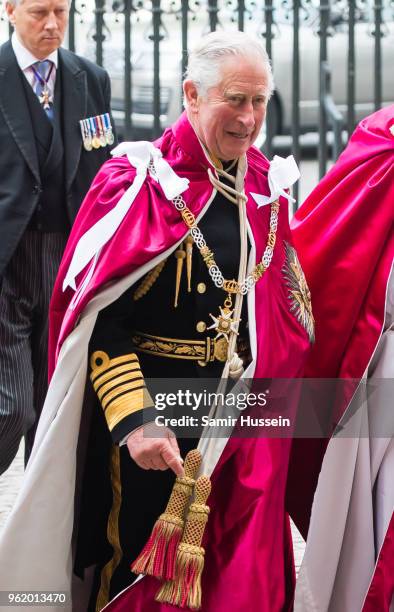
0,41 -> 40,184
59,48 -> 87,192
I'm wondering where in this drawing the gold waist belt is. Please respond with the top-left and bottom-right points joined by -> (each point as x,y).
131,331 -> 229,364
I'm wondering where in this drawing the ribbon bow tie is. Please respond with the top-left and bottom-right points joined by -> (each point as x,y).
62,141 -> 189,303
111,141 -> 189,200
250,155 -> 300,208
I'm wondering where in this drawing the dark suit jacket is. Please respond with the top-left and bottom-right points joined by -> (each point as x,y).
0,40 -> 114,276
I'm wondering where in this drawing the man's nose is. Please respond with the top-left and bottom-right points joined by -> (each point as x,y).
239,101 -> 255,130
44,12 -> 57,29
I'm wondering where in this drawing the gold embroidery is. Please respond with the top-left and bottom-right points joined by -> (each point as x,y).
132,333 -> 207,360
131,331 -> 232,364
105,389 -> 151,431
101,379 -> 144,411
282,241 -> 315,343
90,351 -> 152,430
92,363 -> 141,390
96,370 -> 142,400
90,352 -> 139,381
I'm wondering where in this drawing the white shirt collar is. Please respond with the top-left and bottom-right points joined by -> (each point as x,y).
11,32 -> 58,71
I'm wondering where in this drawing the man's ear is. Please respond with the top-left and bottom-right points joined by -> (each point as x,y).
5,2 -> 16,26
183,80 -> 199,113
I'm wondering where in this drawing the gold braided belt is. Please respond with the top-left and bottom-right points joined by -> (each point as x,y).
131,331 -> 230,364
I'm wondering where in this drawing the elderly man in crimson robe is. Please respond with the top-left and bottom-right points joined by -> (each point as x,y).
0,31 -> 312,612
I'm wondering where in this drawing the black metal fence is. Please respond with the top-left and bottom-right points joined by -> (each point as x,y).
1,0 -> 393,201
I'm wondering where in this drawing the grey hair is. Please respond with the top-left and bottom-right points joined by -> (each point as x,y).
183,30 -> 274,103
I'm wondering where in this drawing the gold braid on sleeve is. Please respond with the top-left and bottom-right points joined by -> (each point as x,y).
90,351 -> 153,432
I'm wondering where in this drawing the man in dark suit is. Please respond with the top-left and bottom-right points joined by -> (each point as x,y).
0,0 -> 115,474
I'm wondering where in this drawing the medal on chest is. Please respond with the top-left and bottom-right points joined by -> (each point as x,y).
79,114 -> 115,151
39,88 -> 53,110
31,61 -> 54,110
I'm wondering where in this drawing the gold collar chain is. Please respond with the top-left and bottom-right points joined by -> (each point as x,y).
171,193 -> 280,297
146,152 -> 280,356
169,163 -> 280,343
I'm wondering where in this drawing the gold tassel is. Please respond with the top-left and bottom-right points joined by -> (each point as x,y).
156,475 -> 211,610
174,247 -> 186,307
185,235 -> 194,293
131,450 -> 202,581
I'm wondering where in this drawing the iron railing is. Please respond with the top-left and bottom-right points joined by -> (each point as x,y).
320,61 -> 345,169
1,0 -> 393,203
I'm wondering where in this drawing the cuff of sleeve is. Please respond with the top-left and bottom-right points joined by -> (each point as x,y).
90,351 -> 155,442
112,409 -> 158,445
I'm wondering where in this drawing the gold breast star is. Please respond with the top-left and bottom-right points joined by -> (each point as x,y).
290,289 -> 307,320
282,241 -> 315,343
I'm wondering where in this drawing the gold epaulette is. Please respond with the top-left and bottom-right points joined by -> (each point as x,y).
90,351 -> 153,433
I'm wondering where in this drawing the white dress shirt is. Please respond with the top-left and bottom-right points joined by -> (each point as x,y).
11,32 -> 58,98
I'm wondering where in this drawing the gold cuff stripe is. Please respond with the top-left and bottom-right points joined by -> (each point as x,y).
90,351 -> 154,434
102,380 -> 146,411
104,385 -> 147,414
90,351 -> 139,382
103,384 -> 146,413
90,358 -> 140,385
105,389 -> 152,431
97,372 -> 143,403
92,363 -> 141,390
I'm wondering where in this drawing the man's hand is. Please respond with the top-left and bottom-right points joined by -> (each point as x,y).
126,423 -> 184,477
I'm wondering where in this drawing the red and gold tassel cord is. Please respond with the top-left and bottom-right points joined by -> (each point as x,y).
156,475 -> 211,610
131,449 -> 202,581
